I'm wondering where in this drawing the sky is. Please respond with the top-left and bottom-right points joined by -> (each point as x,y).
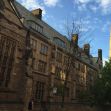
16,0 -> 111,62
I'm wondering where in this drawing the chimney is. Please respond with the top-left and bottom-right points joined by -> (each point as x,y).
31,8 -> 42,20
98,49 -> 102,60
71,34 -> 78,47
84,44 -> 90,56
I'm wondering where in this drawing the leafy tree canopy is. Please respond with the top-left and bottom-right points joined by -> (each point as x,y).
92,59 -> 111,105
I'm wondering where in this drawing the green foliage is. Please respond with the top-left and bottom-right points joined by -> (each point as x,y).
78,90 -> 90,100
92,59 -> 111,105
57,84 -> 64,96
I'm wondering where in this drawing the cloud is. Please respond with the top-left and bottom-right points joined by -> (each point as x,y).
74,0 -> 97,12
74,0 -> 111,14
17,0 -> 46,15
89,5 -> 98,12
101,21 -> 110,32
44,0 -> 60,7
43,15 -> 54,22
100,0 -> 111,7
99,0 -> 111,15
74,0 -> 91,4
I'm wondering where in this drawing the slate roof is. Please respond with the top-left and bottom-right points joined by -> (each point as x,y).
14,1 -> 100,70
14,1 -> 69,40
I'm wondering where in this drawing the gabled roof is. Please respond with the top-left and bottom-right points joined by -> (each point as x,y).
14,1 -> 69,41
14,1 -> 100,70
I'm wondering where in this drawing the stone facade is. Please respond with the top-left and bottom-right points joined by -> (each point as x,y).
0,0 -> 102,111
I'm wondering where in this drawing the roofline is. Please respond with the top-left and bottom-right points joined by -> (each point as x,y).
13,1 -> 99,71
8,0 -> 24,27
14,1 -> 69,42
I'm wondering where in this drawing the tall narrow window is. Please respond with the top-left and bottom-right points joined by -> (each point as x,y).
35,81 -> 45,102
64,56 -> 69,65
56,52 -> 62,62
31,39 -> 37,50
38,60 -> 47,73
81,64 -> 85,73
65,87 -> 69,97
0,36 -> 16,87
55,67 -> 61,79
40,44 -> 48,55
0,0 -> 5,11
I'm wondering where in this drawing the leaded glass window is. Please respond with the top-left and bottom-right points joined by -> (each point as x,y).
0,35 -> 16,87
35,81 -> 45,101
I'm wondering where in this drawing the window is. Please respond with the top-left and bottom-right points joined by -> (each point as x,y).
55,67 -> 61,78
78,63 -> 80,70
55,85 -> 63,96
75,62 -> 80,70
0,0 -> 5,11
81,64 -> 85,73
35,81 -> 45,101
64,56 -> 69,65
89,70 -> 94,82
53,37 -> 66,48
76,89 -> 80,98
40,44 -> 48,55
0,36 -> 16,87
55,85 -> 69,97
33,59 -> 37,70
31,39 -> 37,50
38,60 -> 47,73
51,50 -> 55,58
65,87 -> 69,97
56,52 -> 62,62
27,20 -> 43,33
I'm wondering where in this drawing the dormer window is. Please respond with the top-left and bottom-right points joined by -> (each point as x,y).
53,37 -> 66,48
27,20 -> 43,33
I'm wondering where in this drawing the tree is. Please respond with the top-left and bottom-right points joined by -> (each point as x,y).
61,17 -> 95,107
64,18 -> 82,40
92,59 -> 111,105
61,17 -> 93,107
64,18 -> 94,46
61,18 -> 91,107
61,19 -> 80,107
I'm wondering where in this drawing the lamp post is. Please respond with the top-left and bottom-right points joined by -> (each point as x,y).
52,87 -> 57,94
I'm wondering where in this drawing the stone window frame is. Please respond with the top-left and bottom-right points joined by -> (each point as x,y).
40,43 -> 48,56
30,38 -> 37,50
27,20 -> 43,34
56,51 -> 62,62
53,37 -> 66,49
55,66 -> 61,79
35,81 -> 45,102
38,60 -> 47,73
0,35 -> 16,87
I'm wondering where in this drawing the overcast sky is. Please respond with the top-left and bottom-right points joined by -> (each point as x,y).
16,0 -> 111,61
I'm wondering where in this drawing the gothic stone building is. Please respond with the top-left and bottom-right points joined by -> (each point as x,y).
0,0 -> 102,111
